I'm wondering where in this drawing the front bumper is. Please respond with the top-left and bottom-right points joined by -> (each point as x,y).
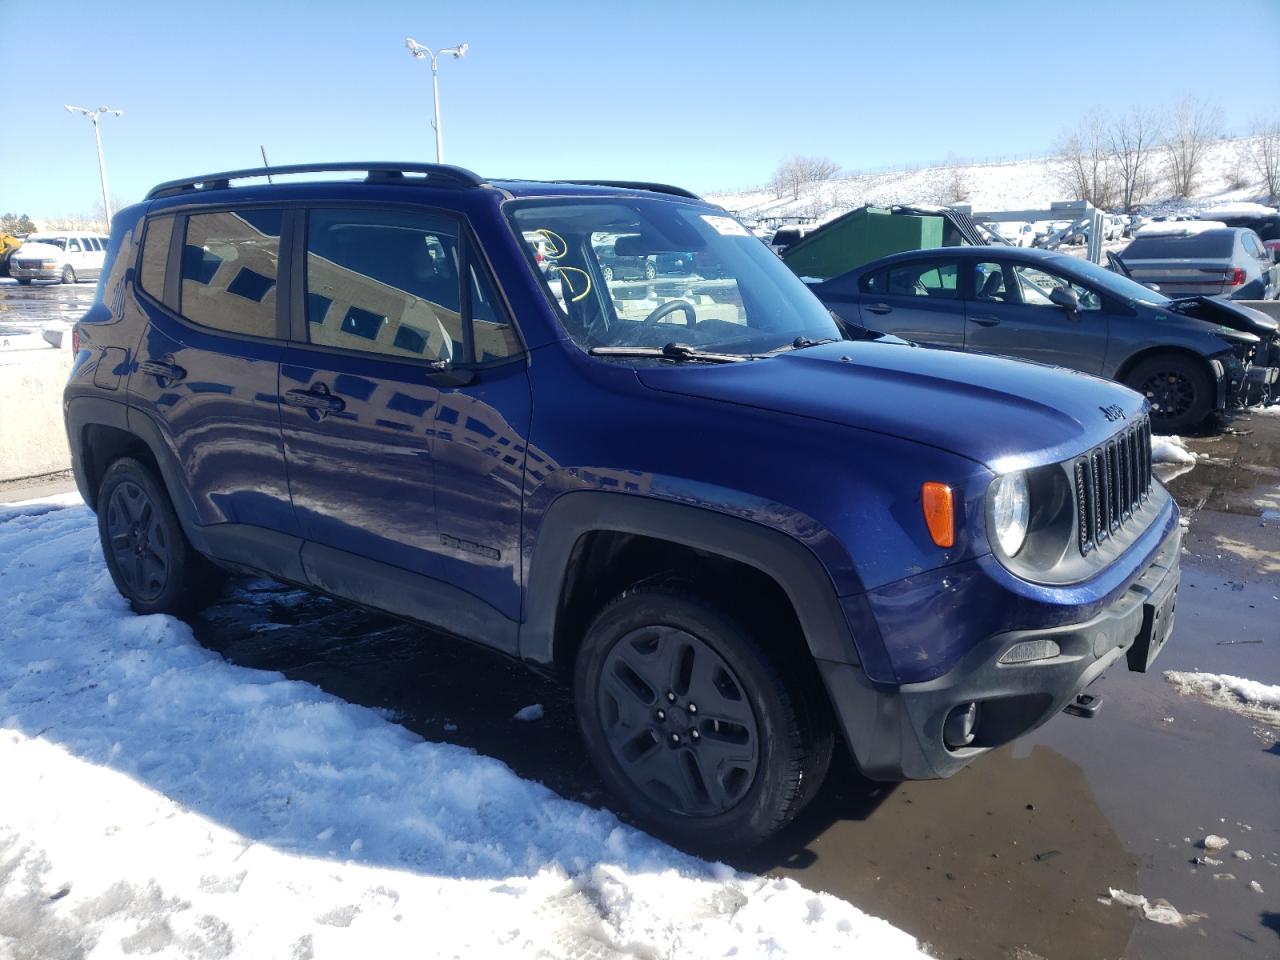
8,262 -> 60,280
820,517 -> 1182,781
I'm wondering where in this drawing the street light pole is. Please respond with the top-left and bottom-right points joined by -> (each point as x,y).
405,39 -> 469,163
65,105 -> 123,225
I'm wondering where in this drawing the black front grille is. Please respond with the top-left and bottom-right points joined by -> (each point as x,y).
1074,418 -> 1152,555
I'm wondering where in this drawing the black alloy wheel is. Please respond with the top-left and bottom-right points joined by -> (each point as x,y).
575,585 -> 832,851
597,622 -> 761,817
105,479 -> 170,603
96,457 -> 225,615
1124,353 -> 1212,434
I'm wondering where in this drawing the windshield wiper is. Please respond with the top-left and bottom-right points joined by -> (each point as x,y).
588,343 -> 747,363
791,335 -> 840,349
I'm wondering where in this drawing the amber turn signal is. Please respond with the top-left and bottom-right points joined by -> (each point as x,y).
921,482 -> 955,548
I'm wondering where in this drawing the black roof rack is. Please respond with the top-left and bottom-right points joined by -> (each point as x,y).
557,180 -> 702,200
145,162 -> 487,200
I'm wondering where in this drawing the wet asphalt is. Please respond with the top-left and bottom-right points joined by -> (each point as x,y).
4,278 -> 1278,959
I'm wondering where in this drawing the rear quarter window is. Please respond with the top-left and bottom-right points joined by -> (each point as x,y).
139,216 -> 175,300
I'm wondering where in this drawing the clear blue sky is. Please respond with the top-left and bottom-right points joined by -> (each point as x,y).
2,0 -> 1278,220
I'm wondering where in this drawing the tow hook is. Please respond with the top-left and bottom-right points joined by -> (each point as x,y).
1064,693 -> 1103,718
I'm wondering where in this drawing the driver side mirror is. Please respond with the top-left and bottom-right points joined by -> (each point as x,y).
1049,285 -> 1080,315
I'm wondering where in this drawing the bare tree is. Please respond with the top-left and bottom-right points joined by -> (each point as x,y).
1163,97 -> 1222,198
1250,119 -> 1280,200
1055,112 -> 1119,209
935,153 -> 971,204
1107,107 -> 1161,211
770,156 -> 842,201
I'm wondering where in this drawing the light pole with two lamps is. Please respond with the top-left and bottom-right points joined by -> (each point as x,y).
404,39 -> 469,163
65,104 -> 123,225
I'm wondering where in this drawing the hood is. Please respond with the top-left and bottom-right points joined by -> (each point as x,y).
1164,296 -> 1277,338
12,241 -> 63,258
636,341 -> 1145,470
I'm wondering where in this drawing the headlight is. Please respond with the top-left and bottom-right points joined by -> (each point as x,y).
991,471 -> 1030,556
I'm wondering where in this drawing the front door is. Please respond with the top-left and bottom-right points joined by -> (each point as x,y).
964,260 -> 1108,374
280,207 -> 456,581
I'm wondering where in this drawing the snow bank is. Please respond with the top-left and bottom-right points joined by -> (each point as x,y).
1151,434 -> 1196,465
1103,888 -> 1199,927
0,497 -> 928,959
1164,671 -> 1280,726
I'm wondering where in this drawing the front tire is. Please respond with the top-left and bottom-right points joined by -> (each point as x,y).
61,265 -> 76,284
97,457 -> 224,615
602,265 -> 614,282
574,585 -> 832,851
1124,353 -> 1213,434
643,261 -> 657,280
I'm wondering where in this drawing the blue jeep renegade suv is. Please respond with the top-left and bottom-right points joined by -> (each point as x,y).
65,162 -> 1181,850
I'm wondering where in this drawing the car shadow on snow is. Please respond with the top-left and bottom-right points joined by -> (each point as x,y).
188,577 -> 897,857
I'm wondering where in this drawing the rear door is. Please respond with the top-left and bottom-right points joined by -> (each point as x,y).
853,257 -> 965,348
963,259 -> 1108,373
128,206 -> 301,570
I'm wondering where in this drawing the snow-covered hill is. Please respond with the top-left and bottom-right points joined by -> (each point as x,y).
709,137 -> 1272,226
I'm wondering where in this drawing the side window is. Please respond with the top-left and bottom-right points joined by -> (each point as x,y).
179,209 -> 282,337
469,259 -> 521,362
1242,233 -> 1263,258
1011,264 -> 1101,311
305,208 -> 461,361
67,237 -> 82,253
886,261 -> 959,299
974,261 -> 1011,302
859,268 -> 887,295
139,216 -> 175,301
85,237 -> 99,252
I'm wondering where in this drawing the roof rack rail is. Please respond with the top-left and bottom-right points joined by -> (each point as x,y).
558,180 -> 702,200
145,162 -> 487,200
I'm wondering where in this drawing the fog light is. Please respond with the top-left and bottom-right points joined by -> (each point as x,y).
999,639 -> 1062,664
943,702 -> 978,749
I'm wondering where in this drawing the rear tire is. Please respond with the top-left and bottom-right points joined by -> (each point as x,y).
96,457 -> 225,616
61,265 -> 76,284
574,584 -> 832,852
643,261 -> 657,280
602,265 -> 614,282
1124,353 -> 1213,434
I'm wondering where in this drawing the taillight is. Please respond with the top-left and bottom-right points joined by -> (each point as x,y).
72,325 -> 82,355
1226,267 -> 1246,286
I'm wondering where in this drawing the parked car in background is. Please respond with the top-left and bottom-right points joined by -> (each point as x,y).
654,251 -> 695,275
66,161 -> 1185,850
769,224 -> 815,254
1105,215 -> 1126,241
810,245 -> 1277,432
1199,207 -> 1280,246
592,236 -> 656,281
987,221 -> 1036,247
1119,224 -> 1279,301
7,232 -> 109,284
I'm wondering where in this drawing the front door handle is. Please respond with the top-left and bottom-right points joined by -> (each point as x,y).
284,386 -> 346,414
138,359 -> 187,385
969,315 -> 1001,327
864,302 -> 892,316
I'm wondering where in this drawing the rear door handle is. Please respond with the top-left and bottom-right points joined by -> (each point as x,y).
969,315 -> 1001,327
138,359 -> 186,384
284,387 -> 346,413
864,302 -> 892,315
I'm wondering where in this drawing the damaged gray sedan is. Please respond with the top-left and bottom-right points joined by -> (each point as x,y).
810,247 -> 1279,433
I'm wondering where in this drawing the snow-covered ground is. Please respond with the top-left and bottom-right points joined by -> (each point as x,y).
0,494 -> 927,959
709,137 -> 1274,227
1164,671 -> 1280,727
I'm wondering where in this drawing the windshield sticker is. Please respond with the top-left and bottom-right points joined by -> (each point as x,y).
701,215 -> 750,238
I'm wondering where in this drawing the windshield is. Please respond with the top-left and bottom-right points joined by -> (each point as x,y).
1045,254 -> 1169,305
507,198 -> 840,355
29,236 -> 67,250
